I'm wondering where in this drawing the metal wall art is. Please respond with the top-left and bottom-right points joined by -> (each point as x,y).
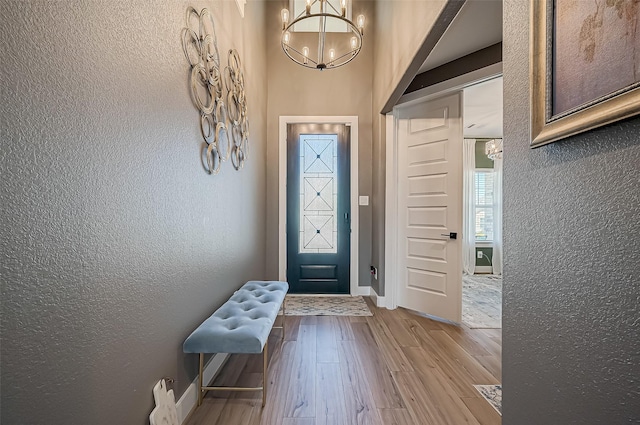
225,49 -> 249,169
181,7 -> 249,174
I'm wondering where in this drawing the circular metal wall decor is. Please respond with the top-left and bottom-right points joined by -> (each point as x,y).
224,49 -> 249,170
181,7 -> 249,175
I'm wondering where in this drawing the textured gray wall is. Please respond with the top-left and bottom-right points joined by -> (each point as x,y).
264,0 -> 374,287
370,113 -> 386,295
0,0 -> 267,423
503,1 -> 640,423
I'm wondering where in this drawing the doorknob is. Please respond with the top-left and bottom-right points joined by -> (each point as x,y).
440,232 -> 457,239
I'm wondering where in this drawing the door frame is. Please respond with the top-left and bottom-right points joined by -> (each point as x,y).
384,63 -> 502,310
278,116 -> 364,296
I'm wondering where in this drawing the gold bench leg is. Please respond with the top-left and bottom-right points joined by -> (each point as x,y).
196,344 -> 271,410
262,342 -> 268,407
282,300 -> 286,340
198,353 -> 204,406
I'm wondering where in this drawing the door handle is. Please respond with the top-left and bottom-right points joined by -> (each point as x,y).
440,232 -> 457,240
344,212 -> 350,222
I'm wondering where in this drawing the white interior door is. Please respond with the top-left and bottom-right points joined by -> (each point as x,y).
395,91 -> 463,323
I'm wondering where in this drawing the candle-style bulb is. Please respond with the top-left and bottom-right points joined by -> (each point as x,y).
329,48 -> 336,64
281,9 -> 289,29
283,31 -> 291,45
341,0 -> 347,17
357,14 -> 365,34
350,36 -> 358,50
302,46 -> 309,64
306,0 -> 312,15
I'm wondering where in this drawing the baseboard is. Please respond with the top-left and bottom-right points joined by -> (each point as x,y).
352,285 -> 371,296
285,287 -> 371,297
176,353 -> 230,424
370,287 -> 387,308
475,266 -> 493,274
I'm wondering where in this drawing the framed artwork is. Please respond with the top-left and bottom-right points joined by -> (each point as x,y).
530,0 -> 640,147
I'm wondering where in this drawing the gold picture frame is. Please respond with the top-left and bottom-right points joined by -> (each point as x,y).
530,0 -> 640,147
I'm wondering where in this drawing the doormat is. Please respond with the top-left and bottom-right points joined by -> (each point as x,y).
474,384 -> 502,415
284,296 -> 373,316
463,274 -> 502,329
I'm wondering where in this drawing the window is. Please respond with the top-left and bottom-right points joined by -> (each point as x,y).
475,170 -> 495,242
290,0 -> 351,32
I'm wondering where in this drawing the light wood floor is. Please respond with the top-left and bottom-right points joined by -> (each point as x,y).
186,298 -> 502,425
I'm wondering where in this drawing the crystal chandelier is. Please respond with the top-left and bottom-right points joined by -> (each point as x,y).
485,139 -> 503,160
280,0 -> 364,70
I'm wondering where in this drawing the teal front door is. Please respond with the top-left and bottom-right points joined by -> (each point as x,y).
286,123 -> 350,294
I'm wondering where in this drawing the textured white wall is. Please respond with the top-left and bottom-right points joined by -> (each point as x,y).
503,0 -> 640,423
0,0 -> 267,423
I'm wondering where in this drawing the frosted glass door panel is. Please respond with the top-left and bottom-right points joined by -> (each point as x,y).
299,135 -> 338,253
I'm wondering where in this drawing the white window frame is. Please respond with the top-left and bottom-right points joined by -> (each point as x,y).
474,168 -> 495,243
289,0 -> 352,32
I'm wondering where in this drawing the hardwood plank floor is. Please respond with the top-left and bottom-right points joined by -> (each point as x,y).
337,339 -> 382,425
185,299 -> 502,425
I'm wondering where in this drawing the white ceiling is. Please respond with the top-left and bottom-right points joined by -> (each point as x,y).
414,0 -> 503,138
418,0 -> 503,74
463,76 -> 503,138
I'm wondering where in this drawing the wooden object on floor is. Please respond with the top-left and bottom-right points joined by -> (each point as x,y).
185,298 -> 502,425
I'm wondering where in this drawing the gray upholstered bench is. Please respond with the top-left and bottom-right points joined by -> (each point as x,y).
183,280 -> 288,407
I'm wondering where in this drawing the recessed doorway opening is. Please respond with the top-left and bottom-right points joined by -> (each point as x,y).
286,124 -> 351,294
278,116 -> 365,296
461,76 -> 503,330
385,64 -> 504,326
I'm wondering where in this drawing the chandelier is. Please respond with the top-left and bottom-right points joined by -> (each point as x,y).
485,139 -> 503,160
280,0 -> 364,70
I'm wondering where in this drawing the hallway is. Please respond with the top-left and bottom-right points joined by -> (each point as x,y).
186,299 -> 502,425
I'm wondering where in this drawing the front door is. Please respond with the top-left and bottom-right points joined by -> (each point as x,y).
396,92 -> 463,322
287,124 -> 350,294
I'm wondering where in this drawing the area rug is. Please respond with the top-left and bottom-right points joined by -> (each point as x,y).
474,384 -> 502,415
284,296 -> 373,316
462,274 -> 502,329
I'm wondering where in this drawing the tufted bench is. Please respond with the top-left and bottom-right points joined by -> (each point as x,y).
183,280 -> 288,407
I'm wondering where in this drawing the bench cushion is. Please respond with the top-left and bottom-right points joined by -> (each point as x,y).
183,281 -> 288,354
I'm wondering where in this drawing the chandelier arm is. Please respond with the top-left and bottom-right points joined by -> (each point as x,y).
284,12 -> 358,32
282,48 -> 358,69
318,2 -> 328,65
281,9 -> 363,70
283,44 -> 319,66
331,47 -> 360,63
325,0 -> 341,15
296,0 -> 318,20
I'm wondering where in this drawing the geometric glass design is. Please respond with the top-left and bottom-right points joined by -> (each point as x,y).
304,177 -> 333,211
304,137 -> 335,173
299,134 -> 338,253
303,215 -> 334,249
